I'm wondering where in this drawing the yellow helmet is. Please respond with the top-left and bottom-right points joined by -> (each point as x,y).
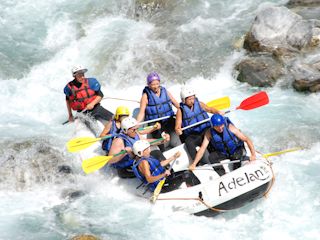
115,106 -> 130,120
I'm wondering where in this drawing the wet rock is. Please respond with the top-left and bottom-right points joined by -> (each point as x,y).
291,6 -> 320,20
58,165 -> 73,174
287,0 -> 320,7
289,61 -> 320,92
0,139 -> 75,190
71,235 -> 100,240
243,6 -> 320,53
236,54 -> 285,87
293,78 -> 320,91
61,189 -> 85,200
134,0 -> 169,19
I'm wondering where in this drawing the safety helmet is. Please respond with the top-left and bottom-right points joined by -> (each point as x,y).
210,114 -> 225,127
115,106 -> 130,120
121,117 -> 138,133
180,86 -> 196,103
147,72 -> 160,85
71,65 -> 88,76
133,140 -> 150,157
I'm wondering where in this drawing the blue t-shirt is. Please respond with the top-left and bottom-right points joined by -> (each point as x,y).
64,78 -> 101,97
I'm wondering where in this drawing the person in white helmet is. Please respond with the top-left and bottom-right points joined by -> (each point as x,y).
132,140 -> 200,192
175,86 -> 224,165
63,65 -> 113,124
108,117 -> 170,178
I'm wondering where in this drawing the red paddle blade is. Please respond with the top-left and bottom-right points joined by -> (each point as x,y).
236,91 -> 269,111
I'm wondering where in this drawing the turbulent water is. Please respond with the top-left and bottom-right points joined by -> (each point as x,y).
0,0 -> 319,239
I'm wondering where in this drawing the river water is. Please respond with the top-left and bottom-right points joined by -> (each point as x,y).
0,0 -> 319,239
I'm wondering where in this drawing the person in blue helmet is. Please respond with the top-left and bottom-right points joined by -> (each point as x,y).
136,72 -> 181,151
189,114 -> 256,175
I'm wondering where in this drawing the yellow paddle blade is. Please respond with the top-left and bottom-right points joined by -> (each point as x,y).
206,96 -> 230,110
150,179 -> 165,203
82,155 -> 112,174
66,136 -> 102,153
262,147 -> 302,158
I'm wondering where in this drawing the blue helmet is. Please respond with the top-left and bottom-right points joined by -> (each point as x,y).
210,114 -> 225,127
147,72 -> 160,84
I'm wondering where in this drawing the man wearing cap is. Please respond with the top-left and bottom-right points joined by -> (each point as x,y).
64,65 -> 113,124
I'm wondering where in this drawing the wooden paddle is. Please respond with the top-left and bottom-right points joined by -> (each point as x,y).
82,138 -> 164,174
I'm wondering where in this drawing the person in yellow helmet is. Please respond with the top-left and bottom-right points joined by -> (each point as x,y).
100,106 -> 130,154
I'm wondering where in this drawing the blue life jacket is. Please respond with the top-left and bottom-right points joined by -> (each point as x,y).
132,156 -> 166,191
102,120 -> 120,153
180,98 -> 210,135
111,133 -> 140,169
210,118 -> 244,156
143,86 -> 174,121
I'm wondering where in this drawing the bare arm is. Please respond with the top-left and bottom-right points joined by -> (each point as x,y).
160,151 -> 181,167
189,129 -> 211,170
146,132 -> 170,146
66,99 -> 74,122
86,95 -> 102,110
139,160 -> 169,184
136,93 -> 148,122
174,108 -> 183,135
138,122 -> 161,135
107,138 -> 128,164
168,90 -> 180,109
229,124 -> 256,161
99,121 -> 112,137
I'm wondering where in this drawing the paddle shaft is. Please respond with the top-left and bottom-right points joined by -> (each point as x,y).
151,155 -> 179,203
138,116 -> 171,126
206,159 -> 241,168
261,147 -> 301,158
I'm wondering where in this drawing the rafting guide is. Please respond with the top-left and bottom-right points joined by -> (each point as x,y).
64,65 -> 113,124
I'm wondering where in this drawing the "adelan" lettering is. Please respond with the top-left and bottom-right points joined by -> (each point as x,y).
218,169 -> 270,196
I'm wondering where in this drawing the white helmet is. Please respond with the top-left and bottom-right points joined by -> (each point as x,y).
121,117 -> 137,133
133,140 -> 150,157
180,86 -> 196,103
71,65 -> 88,76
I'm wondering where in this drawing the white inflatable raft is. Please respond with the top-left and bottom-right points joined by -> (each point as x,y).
71,101 -> 273,217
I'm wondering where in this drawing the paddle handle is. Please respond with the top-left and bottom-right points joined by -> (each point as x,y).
100,134 -> 114,141
138,116 -> 171,126
181,118 -> 210,131
206,159 -> 241,168
62,120 -> 69,125
115,150 -> 127,157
